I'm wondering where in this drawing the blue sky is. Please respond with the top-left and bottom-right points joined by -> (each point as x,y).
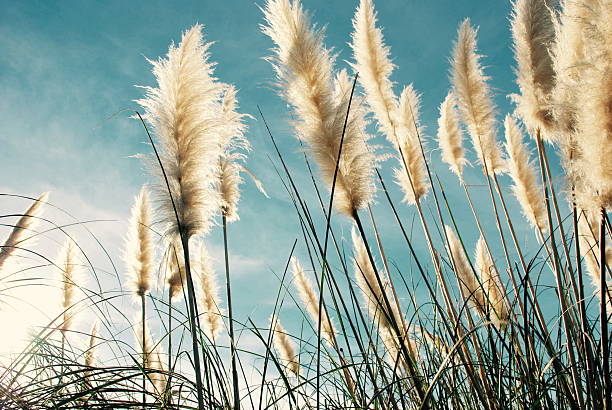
1,0 -> 566,355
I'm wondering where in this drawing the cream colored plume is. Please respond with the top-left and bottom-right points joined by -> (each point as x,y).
571,0 -> 612,209
262,0 -> 376,218
503,115 -> 547,232
444,226 -> 487,317
150,344 -> 168,397
196,243 -> 223,342
475,237 -> 510,327
125,187 -> 154,298
0,193 -> 48,271
393,85 -> 429,205
291,257 -> 336,346
218,85 -> 250,223
351,228 -> 417,370
57,239 -> 80,334
135,315 -> 154,371
136,24 -> 223,239
85,321 -> 98,369
438,92 -> 467,179
350,0 -> 398,139
510,0 -> 556,141
578,209 -> 611,310
271,316 -> 300,376
451,19 -> 504,174
166,239 -> 185,300
550,0 -> 590,140
351,228 -> 401,331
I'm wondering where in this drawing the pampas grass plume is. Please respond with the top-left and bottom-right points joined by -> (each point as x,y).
503,115 -> 547,232
474,236 -> 510,327
218,85 -> 250,222
137,24 -> 223,239
451,19 -> 504,174
444,226 -> 486,317
510,0 -> 556,141
438,92 -> 467,179
271,316 -> 300,376
394,84 -> 429,204
262,0 -> 376,218
167,239 -> 185,300
0,192 -> 48,271
350,0 -> 398,139
57,239 -> 80,333
291,257 -> 336,346
196,243 -> 223,341
125,187 -> 154,298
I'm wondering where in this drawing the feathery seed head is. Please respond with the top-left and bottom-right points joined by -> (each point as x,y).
218,85 -> 250,222
444,226 -> 487,318
350,0 -> 398,140
291,257 -> 336,346
503,115 -> 547,232
262,0 -> 376,218
125,187 -> 154,298
0,192 -> 48,271
474,237 -> 510,328
166,239 -> 186,300
451,19 -> 505,174
394,84 -> 429,204
437,92 -> 467,178
271,316 -> 300,376
196,243 -> 223,341
136,24 -> 223,239
57,238 -> 80,333
510,0 -> 556,141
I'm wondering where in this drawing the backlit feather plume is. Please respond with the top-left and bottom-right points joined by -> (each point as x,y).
510,0 -> 556,141
125,187 -> 154,298
350,0 -> 398,139
475,236 -> 510,327
351,228 -> 415,368
84,321 -> 99,381
451,19 -> 504,174
0,193 -> 48,271
218,85 -> 250,222
572,0 -> 612,209
196,244 -> 223,341
166,239 -> 185,301
57,239 -> 80,334
578,209 -> 612,310
444,226 -> 487,317
437,92 -> 467,179
271,316 -> 300,376
291,257 -> 336,346
503,115 -> 547,232
136,24 -> 223,239
394,85 -> 429,204
262,0 -> 376,217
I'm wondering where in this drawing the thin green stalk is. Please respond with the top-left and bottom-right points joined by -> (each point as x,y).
222,212 -> 240,410
599,208 -> 610,409
141,294 -> 146,409
179,233 -> 205,410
